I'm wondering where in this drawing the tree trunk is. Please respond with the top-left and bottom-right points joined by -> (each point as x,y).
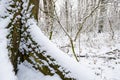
65,0 -> 69,32
7,0 -> 22,73
43,0 -> 55,39
98,0 -> 106,33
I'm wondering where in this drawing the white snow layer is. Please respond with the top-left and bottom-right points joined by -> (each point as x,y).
0,18 -> 17,80
0,0 -> 17,80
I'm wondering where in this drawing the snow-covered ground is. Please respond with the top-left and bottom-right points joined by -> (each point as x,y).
17,63 -> 62,80
0,18 -> 17,80
0,0 -> 17,80
51,30 -> 120,80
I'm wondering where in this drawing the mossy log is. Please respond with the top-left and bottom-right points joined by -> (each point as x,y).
7,0 -> 22,73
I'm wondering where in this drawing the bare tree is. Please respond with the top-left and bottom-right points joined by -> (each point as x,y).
98,0 -> 106,33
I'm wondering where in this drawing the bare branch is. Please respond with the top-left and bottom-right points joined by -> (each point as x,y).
74,0 -> 101,41
108,18 -> 114,39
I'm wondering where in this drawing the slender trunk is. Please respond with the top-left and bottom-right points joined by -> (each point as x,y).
65,0 -> 69,32
98,0 -> 106,33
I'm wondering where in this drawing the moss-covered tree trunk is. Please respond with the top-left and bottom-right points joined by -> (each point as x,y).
7,0 -> 75,79
7,0 -> 22,73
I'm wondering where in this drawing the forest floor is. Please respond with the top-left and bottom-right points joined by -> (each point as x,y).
52,30 -> 120,80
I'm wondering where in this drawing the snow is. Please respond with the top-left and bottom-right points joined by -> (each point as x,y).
0,0 -> 17,80
17,63 -> 61,80
0,14 -> 17,80
50,29 -> 120,80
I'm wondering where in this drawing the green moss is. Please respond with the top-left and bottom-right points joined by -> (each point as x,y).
29,0 -> 39,21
